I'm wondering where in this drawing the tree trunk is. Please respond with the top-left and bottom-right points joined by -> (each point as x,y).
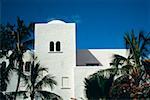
31,95 -> 34,100
30,92 -> 35,100
14,32 -> 22,100
14,60 -> 23,100
14,73 -> 21,100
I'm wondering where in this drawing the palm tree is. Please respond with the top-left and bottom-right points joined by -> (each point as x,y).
142,60 -> 150,75
84,30 -> 150,99
23,59 -> 62,100
113,31 -> 149,83
0,60 -> 26,100
11,17 -> 34,100
124,31 -> 150,64
0,62 -> 9,92
84,70 -> 115,100
0,56 -> 29,100
110,30 -> 150,98
84,74 -> 102,100
0,23 -> 14,51
0,23 -> 15,58
0,61 -> 11,100
0,17 -> 34,100
5,17 -> 33,100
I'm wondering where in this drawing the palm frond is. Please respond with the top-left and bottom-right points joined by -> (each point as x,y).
35,74 -> 57,90
28,22 -> 34,33
96,67 -> 130,77
31,63 -> 40,85
37,67 -> 48,74
112,74 -> 130,86
22,39 -> 34,50
122,64 -> 134,70
8,90 -> 27,97
31,62 -> 48,80
113,54 -> 127,62
97,68 -> 116,76
37,90 -> 62,100
84,72 -> 114,99
124,32 -> 138,61
16,17 -> 33,41
0,62 -> 12,84
139,32 -> 150,59
0,91 -> 27,100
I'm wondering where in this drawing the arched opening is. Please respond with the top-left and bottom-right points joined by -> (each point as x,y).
25,62 -> 31,72
50,41 -> 54,51
56,41 -> 61,51
1,61 -> 6,69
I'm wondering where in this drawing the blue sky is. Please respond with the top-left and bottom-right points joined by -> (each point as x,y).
1,0 -> 150,49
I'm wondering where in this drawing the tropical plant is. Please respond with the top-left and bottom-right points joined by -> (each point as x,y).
0,60 -> 26,100
0,24 -> 14,53
0,62 -> 9,93
142,60 -> 150,76
84,30 -> 150,99
12,17 -> 34,100
21,58 -> 62,100
110,30 -> 150,98
84,74 -> 102,100
0,61 -> 12,99
0,17 -> 34,100
84,70 -> 114,100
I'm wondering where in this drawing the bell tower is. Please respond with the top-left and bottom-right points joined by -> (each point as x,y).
35,20 -> 76,99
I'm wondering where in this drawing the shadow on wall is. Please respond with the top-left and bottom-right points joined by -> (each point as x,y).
76,50 -> 102,66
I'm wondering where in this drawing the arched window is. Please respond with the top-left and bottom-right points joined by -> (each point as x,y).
25,62 -> 31,72
50,41 -> 54,51
1,61 -> 6,69
56,41 -> 61,51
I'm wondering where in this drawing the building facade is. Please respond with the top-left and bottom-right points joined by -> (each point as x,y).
0,20 -> 127,100
35,20 -> 76,99
34,20 -> 126,100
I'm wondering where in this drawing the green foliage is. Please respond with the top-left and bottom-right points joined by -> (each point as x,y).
110,30 -> 150,99
84,30 -> 150,99
0,17 -> 34,57
0,61 -> 9,91
84,72 -> 114,100
0,17 -> 34,98
24,60 -> 62,100
0,18 -> 61,100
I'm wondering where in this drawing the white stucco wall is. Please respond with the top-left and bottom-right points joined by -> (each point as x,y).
74,66 -> 101,100
35,20 -> 76,99
75,49 -> 127,100
0,50 -> 33,94
87,49 -> 127,68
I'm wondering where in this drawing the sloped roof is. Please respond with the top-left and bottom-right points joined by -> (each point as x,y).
76,49 -> 127,68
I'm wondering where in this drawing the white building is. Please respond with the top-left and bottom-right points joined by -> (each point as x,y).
34,20 -> 127,100
1,20 -> 127,100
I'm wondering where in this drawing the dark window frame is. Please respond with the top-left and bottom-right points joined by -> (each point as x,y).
86,63 -> 100,66
50,41 -> 54,51
25,62 -> 31,72
56,41 -> 61,51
